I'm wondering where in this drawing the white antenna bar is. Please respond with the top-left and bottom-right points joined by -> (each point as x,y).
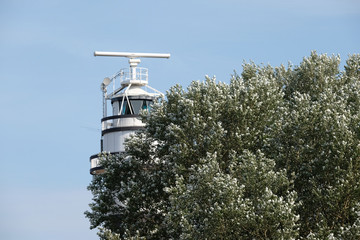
94,51 -> 170,59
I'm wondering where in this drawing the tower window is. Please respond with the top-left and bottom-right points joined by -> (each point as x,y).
120,100 -> 132,115
120,99 -> 152,115
130,100 -> 143,114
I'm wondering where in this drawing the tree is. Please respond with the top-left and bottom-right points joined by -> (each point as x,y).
166,151 -> 299,239
86,52 -> 360,239
270,53 -> 360,238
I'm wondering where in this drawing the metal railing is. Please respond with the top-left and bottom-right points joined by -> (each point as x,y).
119,67 -> 148,86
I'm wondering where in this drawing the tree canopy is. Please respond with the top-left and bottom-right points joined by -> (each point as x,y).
86,52 -> 360,239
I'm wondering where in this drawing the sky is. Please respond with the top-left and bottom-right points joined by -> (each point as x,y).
0,0 -> 359,239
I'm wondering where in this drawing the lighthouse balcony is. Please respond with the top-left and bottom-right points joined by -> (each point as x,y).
90,154 -> 104,175
90,152 -> 120,175
101,115 -> 144,132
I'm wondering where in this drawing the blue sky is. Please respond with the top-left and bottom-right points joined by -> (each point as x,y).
0,0 -> 359,239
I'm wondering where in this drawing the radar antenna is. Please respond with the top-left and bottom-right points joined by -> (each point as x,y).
94,51 -> 170,87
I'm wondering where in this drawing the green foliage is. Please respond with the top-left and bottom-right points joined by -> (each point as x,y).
166,151 -> 299,239
86,52 -> 360,239
270,52 -> 360,237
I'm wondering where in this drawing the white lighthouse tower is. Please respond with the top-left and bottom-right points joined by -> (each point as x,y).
90,51 -> 170,175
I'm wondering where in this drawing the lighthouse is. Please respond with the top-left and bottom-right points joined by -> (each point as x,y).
89,51 -> 170,175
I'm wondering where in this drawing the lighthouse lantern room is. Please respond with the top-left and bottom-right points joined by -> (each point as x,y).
90,51 -> 170,175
